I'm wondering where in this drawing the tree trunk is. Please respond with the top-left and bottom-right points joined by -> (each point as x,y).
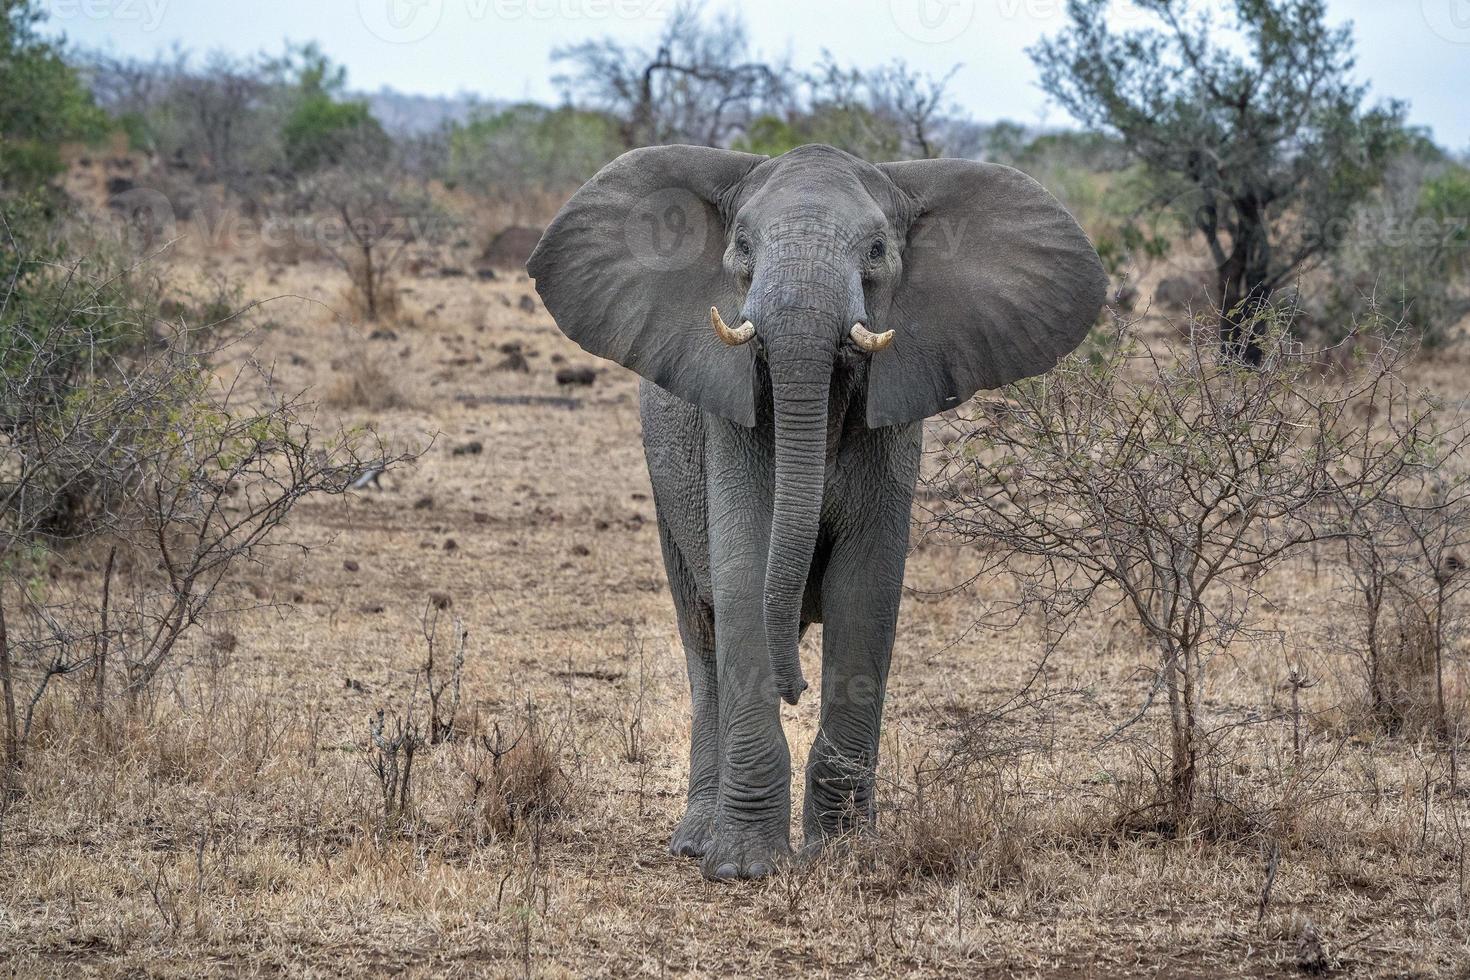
362,245 -> 377,321
1217,205 -> 1273,365
0,583 -> 17,782
1163,637 -> 1199,829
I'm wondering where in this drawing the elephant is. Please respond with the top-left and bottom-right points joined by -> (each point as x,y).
528,143 -> 1106,880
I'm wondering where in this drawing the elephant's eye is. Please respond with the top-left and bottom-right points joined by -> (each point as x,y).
735,235 -> 752,258
868,238 -> 886,261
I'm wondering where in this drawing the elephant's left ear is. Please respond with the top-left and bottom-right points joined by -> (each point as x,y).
868,159 -> 1108,428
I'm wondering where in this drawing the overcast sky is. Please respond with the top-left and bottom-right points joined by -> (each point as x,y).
45,0 -> 1470,149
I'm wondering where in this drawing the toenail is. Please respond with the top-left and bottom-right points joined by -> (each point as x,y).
714,863 -> 739,879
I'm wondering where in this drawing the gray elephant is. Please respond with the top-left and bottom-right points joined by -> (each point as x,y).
528,144 -> 1105,880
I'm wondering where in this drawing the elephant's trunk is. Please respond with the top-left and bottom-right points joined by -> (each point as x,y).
762,326 -> 834,706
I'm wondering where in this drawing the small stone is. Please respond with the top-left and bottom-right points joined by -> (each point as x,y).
451,441 -> 484,456
413,496 -> 434,510
343,560 -> 360,572
519,294 -> 537,313
443,538 -> 458,552
555,366 -> 597,386
495,351 -> 530,372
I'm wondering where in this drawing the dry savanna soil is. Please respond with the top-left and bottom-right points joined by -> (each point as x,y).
3,179 -> 1470,977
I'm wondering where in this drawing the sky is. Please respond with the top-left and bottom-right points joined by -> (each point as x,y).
43,0 -> 1470,149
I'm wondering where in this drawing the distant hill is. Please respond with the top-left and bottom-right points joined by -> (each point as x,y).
361,88 -> 493,135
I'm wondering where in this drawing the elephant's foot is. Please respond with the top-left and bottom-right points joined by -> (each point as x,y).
669,799 -> 716,858
700,826 -> 791,881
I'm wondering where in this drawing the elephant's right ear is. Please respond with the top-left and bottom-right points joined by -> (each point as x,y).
528,145 -> 767,426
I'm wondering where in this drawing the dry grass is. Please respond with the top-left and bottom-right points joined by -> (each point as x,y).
324,345 -> 406,411
3,218 -> 1470,977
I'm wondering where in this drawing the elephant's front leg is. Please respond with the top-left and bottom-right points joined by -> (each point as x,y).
803,441 -> 917,847
703,439 -> 792,880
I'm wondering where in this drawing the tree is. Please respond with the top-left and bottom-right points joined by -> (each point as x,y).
1031,0 -> 1406,360
0,0 -> 106,191
302,141 -> 443,321
552,1 -> 786,149
735,58 -> 962,161
169,51 -> 270,181
274,41 -> 387,173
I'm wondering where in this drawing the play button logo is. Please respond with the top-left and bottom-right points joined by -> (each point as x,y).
358,0 -> 444,44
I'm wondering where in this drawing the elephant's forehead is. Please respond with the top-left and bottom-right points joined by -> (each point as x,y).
740,168 -> 887,230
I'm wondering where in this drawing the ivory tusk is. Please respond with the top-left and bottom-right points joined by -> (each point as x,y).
850,323 -> 895,353
711,306 -> 755,346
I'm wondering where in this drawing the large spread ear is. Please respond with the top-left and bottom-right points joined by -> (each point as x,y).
528,145 -> 767,426
868,160 -> 1108,428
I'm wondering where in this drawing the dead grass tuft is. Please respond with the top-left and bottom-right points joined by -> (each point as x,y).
456,704 -> 572,841
325,349 -> 405,410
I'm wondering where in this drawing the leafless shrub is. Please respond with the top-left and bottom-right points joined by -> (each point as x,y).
616,630 -> 647,766
1339,445 -> 1470,738
923,312 -> 1457,830
419,605 -> 466,745
298,143 -> 444,323
366,708 -> 421,836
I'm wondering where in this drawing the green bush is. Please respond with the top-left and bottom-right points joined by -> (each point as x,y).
0,0 -> 107,192
732,115 -> 807,157
283,94 -> 387,172
1418,167 -> 1470,273
445,104 -> 621,195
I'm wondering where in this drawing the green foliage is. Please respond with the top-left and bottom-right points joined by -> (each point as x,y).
1031,0 -> 1409,340
0,0 -> 107,191
732,115 -> 807,157
446,104 -> 622,194
1317,150 -> 1470,348
1418,167 -> 1470,272
274,42 -> 386,173
1,202 -> 158,390
283,94 -> 386,172
267,40 -> 347,99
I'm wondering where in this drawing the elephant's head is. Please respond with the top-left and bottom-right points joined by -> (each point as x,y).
528,144 -> 1107,705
